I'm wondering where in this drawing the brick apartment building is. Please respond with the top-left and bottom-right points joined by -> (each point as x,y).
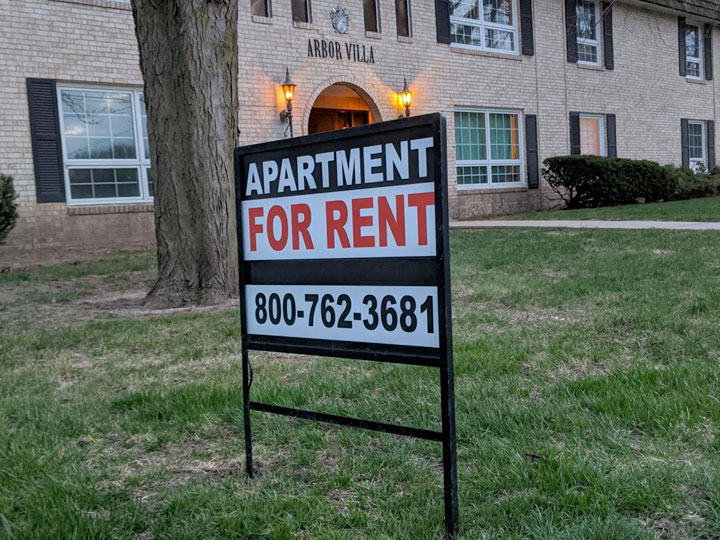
0,0 -> 718,252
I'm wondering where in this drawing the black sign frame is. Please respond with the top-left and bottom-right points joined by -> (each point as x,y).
234,113 -> 458,537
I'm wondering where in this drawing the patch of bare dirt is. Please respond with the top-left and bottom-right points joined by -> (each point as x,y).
0,247 -> 152,270
76,290 -> 238,318
549,359 -> 608,382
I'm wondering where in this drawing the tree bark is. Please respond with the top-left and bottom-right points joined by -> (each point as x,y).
131,0 -> 239,308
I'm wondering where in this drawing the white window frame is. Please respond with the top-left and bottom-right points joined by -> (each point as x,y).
56,83 -> 152,206
454,108 -> 525,190
685,22 -> 704,80
576,0 -> 602,66
688,120 -> 707,169
579,113 -> 606,156
449,0 -> 519,55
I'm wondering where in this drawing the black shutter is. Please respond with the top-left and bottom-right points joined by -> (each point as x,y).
606,114 -> 617,157
681,118 -> 689,167
525,114 -> 539,188
566,0 -> 577,63
678,17 -> 687,77
704,24 -> 713,81
520,0 -> 534,56
569,112 -> 581,155
435,0 -> 451,44
707,120 -> 715,169
602,2 -> 614,70
27,78 -> 65,203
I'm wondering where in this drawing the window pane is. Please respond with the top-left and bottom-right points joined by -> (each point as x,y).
396,0 -> 410,37
483,0 -> 513,25
454,111 -> 486,162
688,122 -> 704,160
68,168 -> 140,200
578,43 -> 599,63
63,114 -> 87,137
457,166 -> 488,185
146,167 -> 155,198
686,26 -> 700,58
251,0 -> 269,17
139,94 -> 151,161
364,0 -> 379,32
60,88 -> 137,161
292,0 -> 309,22
89,138 -> 113,159
577,1 -> 597,40
687,60 -> 701,78
65,137 -> 90,160
580,117 -> 601,155
450,0 -> 479,20
489,113 -> 519,160
451,22 -> 483,46
491,165 -> 520,183
485,28 -> 514,51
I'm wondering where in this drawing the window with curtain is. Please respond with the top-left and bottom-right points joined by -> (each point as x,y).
395,0 -> 410,37
364,0 -> 380,32
685,23 -> 703,78
292,0 -> 310,23
251,0 -> 270,17
454,110 -> 523,187
579,114 -> 605,155
58,86 -> 152,203
577,0 -> 601,64
449,0 -> 517,53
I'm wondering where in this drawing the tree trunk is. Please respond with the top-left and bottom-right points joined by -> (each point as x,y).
131,0 -> 239,308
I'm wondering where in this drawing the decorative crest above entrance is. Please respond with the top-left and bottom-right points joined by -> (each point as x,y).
330,5 -> 349,34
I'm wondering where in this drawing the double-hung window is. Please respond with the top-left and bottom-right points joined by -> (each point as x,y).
58,85 -> 152,204
688,120 -> 707,169
576,0 -> 601,65
450,0 -> 518,54
685,23 -> 703,79
454,109 -> 523,188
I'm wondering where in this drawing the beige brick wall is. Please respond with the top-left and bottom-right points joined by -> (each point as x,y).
1,0 -> 718,253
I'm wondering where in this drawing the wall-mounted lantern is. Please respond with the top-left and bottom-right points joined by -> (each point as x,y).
279,67 -> 296,137
398,77 -> 413,118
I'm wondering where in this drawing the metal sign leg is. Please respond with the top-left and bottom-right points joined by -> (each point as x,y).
440,358 -> 458,538
243,348 -> 254,478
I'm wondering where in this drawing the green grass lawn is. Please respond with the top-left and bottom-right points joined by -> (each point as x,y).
504,196 -> 720,222
2,230 -> 720,539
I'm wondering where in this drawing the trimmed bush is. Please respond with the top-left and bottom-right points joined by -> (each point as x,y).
0,174 -> 18,245
542,155 -> 677,209
543,155 -> 720,209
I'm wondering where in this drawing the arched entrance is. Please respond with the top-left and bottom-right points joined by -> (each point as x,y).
308,83 -> 378,135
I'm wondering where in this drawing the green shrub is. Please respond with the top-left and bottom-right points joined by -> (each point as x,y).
0,174 -> 19,245
674,171 -> 720,200
542,155 -> 677,209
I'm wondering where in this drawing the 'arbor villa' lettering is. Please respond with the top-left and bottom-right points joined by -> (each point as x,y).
307,38 -> 376,64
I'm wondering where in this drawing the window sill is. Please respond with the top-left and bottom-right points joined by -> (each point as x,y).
685,77 -> 708,85
252,15 -> 273,25
456,185 -> 528,194
293,21 -> 315,30
576,62 -> 604,71
365,31 -> 382,40
67,204 -> 154,216
51,0 -> 131,10
449,44 -> 521,61
397,35 -> 413,44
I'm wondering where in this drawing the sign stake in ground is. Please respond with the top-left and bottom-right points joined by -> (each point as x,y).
234,113 -> 458,537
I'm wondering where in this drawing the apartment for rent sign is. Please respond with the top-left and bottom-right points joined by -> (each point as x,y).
236,114 -> 450,359
235,114 -> 458,536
